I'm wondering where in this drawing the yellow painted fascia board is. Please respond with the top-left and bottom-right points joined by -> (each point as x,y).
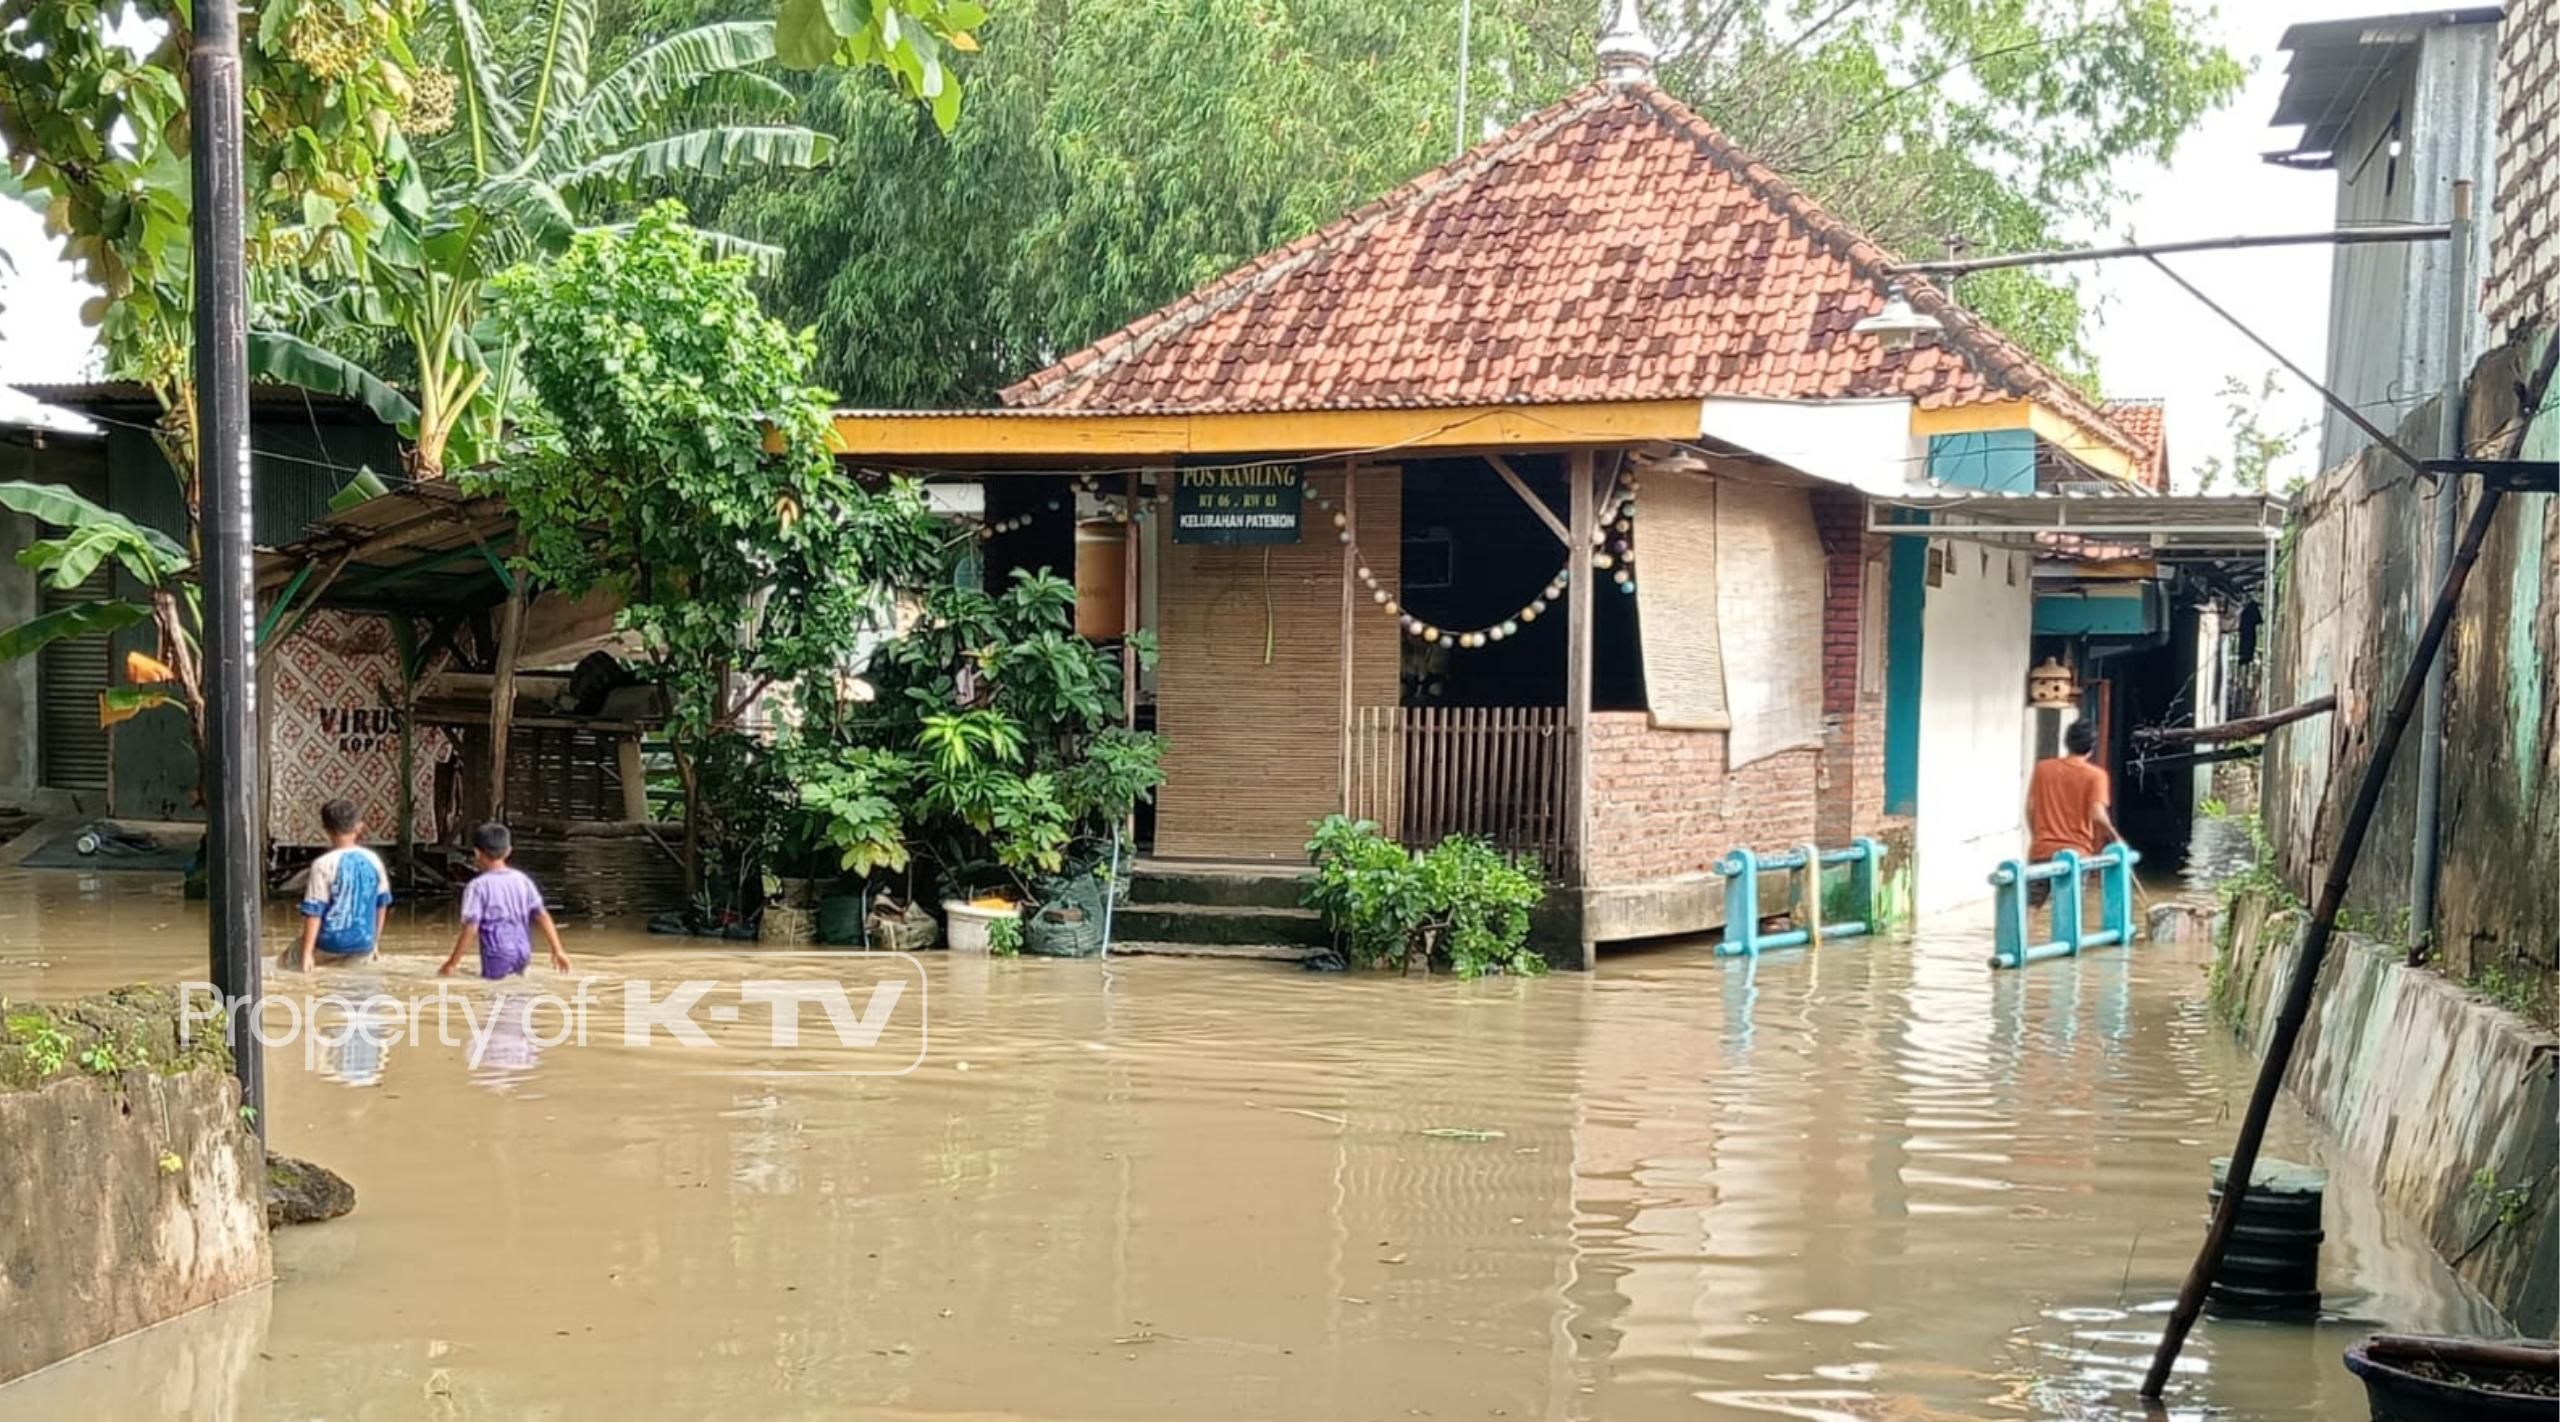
2023,402 -> 2140,484
1908,398 -> 2139,484
825,400 -> 1704,460
1907,398 -> 2036,436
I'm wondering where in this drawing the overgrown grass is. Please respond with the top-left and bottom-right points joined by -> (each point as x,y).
2468,961 -> 2557,1026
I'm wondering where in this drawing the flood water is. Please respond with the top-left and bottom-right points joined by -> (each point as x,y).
0,865 -> 2499,1421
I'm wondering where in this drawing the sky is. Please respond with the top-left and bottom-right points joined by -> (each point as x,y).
0,1 -> 2405,483
2066,0 -> 2400,492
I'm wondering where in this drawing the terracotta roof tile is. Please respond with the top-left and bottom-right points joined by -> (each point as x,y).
2101,399 -> 2169,490
1003,83 -> 2145,466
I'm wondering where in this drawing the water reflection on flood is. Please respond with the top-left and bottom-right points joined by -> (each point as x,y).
0,866 -> 2498,1421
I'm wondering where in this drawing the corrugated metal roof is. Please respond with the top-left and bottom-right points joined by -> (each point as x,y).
17,379 -> 385,416
2265,6 -> 2504,166
1868,489 -> 2289,556
254,480 -> 519,615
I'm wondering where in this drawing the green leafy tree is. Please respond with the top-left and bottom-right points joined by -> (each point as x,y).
1646,0 -> 2244,384
281,0 -> 851,477
770,0 -> 981,127
493,204 -> 945,882
0,0 -> 427,746
2194,370 -> 2312,495
659,0 -> 2240,406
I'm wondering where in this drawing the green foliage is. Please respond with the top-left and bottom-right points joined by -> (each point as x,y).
2195,370 -> 2314,495
772,0 -> 981,128
0,0 -> 423,756
495,207 -> 946,894
2469,1168 -> 2534,1230
2214,813 -> 2300,916
0,480 -> 199,734
495,205 -> 941,737
77,1041 -> 123,1075
2198,797 -> 2228,819
1301,816 -> 1547,979
2335,905 -> 2414,945
0,599 -> 150,665
985,911 -> 1024,957
4,1012 -> 71,1080
270,0 -> 852,476
2470,963 -> 2549,1022
648,0 -> 2241,405
795,744 -> 917,877
0,0 -> 421,397
157,1148 -> 185,1175
791,567 -> 1165,898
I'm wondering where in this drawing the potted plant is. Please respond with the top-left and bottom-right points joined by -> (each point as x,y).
792,569 -> 1165,952
2343,1335 -> 2556,1421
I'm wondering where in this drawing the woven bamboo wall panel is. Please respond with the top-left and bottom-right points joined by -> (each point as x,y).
1632,469 -> 1730,730
1154,466 -> 1400,861
1715,478 -> 1827,767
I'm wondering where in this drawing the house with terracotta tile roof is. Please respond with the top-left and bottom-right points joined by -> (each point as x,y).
826,3 -> 2185,954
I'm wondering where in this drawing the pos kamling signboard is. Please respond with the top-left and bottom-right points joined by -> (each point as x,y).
1172,463 -> 1303,544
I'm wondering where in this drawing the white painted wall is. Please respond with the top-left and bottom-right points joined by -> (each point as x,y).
1913,540 -> 2035,916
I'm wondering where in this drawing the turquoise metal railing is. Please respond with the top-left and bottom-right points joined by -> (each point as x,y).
1713,838 -> 1887,958
1987,844 -> 2140,969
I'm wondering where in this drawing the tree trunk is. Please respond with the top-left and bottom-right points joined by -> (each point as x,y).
673,742 -> 702,902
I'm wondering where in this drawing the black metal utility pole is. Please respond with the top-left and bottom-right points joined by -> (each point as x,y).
191,0 -> 264,1135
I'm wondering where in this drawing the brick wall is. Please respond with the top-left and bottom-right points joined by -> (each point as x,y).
1812,492 -> 1890,846
2486,0 -> 2556,335
1582,490 -> 1893,887
1583,715 -> 1820,884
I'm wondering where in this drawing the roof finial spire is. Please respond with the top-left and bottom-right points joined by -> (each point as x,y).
1597,0 -> 1657,86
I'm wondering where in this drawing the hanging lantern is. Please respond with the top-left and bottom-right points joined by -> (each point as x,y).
2028,656 -> 2078,707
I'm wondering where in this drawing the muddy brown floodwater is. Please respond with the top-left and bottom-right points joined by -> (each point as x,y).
0,865 -> 2499,1421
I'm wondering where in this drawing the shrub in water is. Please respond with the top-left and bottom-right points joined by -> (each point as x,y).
1301,816 -> 1546,978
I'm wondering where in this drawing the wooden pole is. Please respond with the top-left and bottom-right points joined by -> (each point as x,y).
617,739 -> 648,822
1123,471 -> 1141,728
390,615 -> 419,883
486,569 -> 528,824
1340,464 -> 1358,809
1566,451 -> 1596,964
2140,484 -> 2508,1398
2132,694 -> 2335,746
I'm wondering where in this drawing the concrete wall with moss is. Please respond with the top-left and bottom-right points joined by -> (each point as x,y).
0,986 -> 271,1383
2259,332 -> 2557,1007
2212,890 -> 2557,1335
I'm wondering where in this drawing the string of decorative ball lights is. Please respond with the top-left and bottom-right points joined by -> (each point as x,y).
975,475 -> 1149,540
1329,467 -> 1642,651
971,469 -> 1643,653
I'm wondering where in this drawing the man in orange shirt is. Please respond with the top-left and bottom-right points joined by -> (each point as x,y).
2025,720 -> 2117,904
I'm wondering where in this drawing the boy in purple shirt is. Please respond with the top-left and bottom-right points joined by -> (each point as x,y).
439,823 -> 572,978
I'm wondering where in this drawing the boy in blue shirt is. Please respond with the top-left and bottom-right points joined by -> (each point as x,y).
291,798 -> 393,971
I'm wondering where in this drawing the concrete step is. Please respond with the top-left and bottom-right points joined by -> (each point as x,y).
1128,863 -> 1311,910
1107,940 -> 1321,962
1109,901 -> 1331,948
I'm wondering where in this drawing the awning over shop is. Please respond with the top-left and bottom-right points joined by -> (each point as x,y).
1866,490 -> 2289,562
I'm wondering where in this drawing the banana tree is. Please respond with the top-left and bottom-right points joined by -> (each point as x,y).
0,482 -> 205,742
286,0 -> 851,478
